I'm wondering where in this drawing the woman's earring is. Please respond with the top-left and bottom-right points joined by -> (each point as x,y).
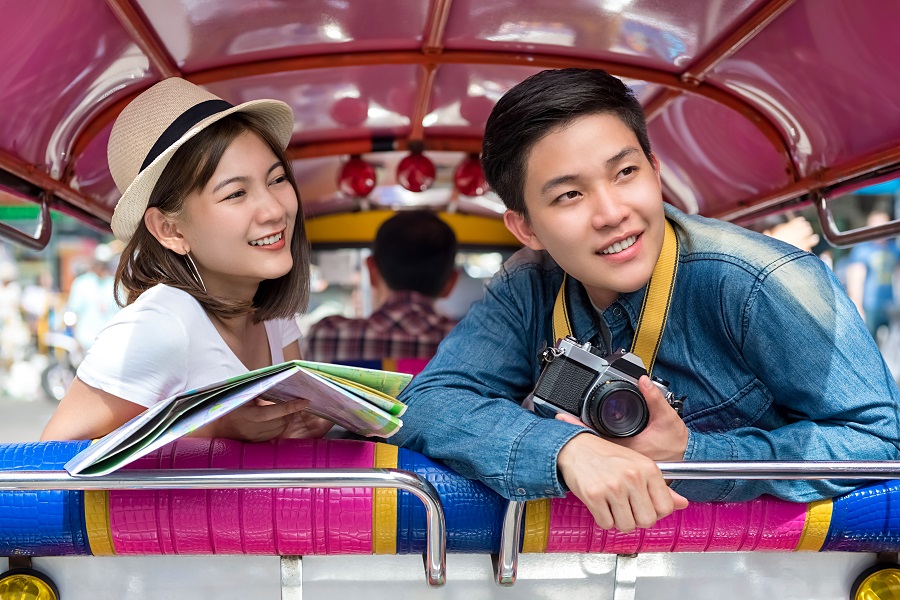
184,252 -> 207,293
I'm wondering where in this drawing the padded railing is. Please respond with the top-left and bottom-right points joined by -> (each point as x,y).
2,439 -> 900,587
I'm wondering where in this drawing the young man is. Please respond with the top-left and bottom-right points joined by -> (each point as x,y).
393,68 -> 900,533
305,210 -> 458,362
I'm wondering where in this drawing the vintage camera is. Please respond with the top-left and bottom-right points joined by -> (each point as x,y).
532,336 -> 683,437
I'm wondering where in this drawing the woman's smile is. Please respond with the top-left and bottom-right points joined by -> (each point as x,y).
249,230 -> 286,250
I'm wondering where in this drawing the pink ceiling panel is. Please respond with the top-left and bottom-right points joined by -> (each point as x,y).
708,0 -> 900,178
136,0 -> 430,72
423,64 -> 546,135
70,122 -> 119,213
424,64 -> 661,136
650,93 -> 790,216
444,0 -> 763,71
202,66 -> 419,145
0,3 -> 153,170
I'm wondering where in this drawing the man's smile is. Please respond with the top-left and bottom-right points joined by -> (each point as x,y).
601,234 -> 638,255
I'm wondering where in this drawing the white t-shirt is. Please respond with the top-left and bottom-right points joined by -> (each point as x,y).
77,284 -> 301,408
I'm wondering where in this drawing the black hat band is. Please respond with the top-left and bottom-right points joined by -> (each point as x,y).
139,99 -> 234,173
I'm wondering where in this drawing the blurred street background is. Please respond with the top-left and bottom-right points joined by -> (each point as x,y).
0,363 -> 55,441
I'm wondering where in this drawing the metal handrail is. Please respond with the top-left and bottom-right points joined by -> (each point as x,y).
494,460 -> 900,586
656,460 -> 900,479
816,191 -> 900,247
0,467 -> 447,587
0,190 -> 52,250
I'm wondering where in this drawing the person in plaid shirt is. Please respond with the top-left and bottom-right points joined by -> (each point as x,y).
305,211 -> 459,362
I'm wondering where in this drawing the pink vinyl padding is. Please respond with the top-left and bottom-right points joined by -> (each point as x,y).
109,438 -> 375,555
394,358 -> 430,375
546,492 -> 807,553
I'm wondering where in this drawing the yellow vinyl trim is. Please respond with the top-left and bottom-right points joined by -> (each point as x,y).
521,499 -> 550,553
84,490 -> 115,555
795,498 -> 833,551
305,210 -> 520,248
373,443 -> 399,555
630,219 -> 678,375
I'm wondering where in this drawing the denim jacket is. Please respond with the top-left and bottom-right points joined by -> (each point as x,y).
395,204 -> 900,503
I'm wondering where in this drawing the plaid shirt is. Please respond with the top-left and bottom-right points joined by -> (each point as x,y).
304,291 -> 457,362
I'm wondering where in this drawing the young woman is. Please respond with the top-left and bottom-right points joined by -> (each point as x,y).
41,78 -> 331,442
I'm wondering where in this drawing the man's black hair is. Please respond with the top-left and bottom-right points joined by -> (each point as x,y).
373,211 -> 457,297
481,68 -> 653,215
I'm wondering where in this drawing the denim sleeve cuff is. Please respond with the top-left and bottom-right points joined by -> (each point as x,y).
505,417 -> 589,500
669,430 -> 737,501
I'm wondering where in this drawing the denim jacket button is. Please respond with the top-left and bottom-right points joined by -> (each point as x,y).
516,487 -> 526,496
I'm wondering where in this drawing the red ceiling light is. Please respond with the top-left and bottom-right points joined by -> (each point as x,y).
453,153 -> 487,196
330,96 -> 369,127
338,155 -> 376,197
396,151 -> 435,192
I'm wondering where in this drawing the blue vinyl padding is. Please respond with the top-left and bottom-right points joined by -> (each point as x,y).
822,479 -> 900,552
0,441 -> 90,556
397,448 -> 504,553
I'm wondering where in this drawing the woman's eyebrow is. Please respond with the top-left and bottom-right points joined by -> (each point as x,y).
211,162 -> 284,193
212,176 -> 248,194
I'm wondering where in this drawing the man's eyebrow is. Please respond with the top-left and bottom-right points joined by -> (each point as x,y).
606,147 -> 639,169
541,174 -> 580,196
211,162 -> 283,194
539,147 -> 641,196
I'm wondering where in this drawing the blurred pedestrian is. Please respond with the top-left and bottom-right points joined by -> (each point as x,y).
65,244 -> 119,351
845,207 -> 900,342
0,262 -> 29,372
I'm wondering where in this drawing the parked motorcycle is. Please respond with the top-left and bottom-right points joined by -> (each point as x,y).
40,311 -> 83,402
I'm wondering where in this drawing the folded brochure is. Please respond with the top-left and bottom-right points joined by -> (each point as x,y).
65,360 -> 412,476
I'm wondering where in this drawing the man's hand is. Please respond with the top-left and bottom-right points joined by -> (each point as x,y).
555,375 -> 689,461
556,432 -> 688,532
614,376 -> 689,461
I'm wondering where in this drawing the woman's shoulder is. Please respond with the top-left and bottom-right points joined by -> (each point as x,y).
122,284 -> 206,324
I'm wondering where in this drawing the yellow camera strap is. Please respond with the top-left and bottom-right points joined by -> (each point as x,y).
529,220 -> 679,551
552,218 -> 679,376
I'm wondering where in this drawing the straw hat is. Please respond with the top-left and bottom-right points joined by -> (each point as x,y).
108,78 -> 294,241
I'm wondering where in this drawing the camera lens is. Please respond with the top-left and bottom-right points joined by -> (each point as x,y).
586,381 -> 649,437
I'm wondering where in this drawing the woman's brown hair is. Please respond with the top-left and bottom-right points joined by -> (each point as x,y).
115,112 -> 310,322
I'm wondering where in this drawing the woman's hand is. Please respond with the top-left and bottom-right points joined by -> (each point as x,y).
199,398 -> 328,442
280,410 -> 335,439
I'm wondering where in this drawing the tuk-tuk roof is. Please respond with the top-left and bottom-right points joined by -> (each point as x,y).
1,0 -> 899,244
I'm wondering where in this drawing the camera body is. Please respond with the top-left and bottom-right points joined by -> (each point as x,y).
532,336 -> 682,437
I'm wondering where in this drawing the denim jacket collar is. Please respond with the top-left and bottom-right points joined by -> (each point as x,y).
565,270 -> 647,354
